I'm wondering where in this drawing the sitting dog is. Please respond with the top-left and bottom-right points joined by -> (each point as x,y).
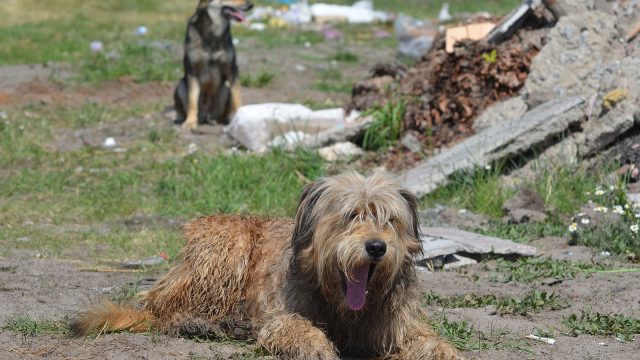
174,0 -> 253,131
72,172 -> 462,360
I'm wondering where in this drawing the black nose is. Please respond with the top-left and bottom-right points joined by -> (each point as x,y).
366,240 -> 387,260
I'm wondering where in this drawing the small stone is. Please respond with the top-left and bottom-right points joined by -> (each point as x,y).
401,133 -> 422,152
318,142 -> 363,162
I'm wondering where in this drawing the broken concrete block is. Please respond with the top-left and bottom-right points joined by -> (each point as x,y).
318,142 -> 363,162
523,11 -> 617,106
400,97 -> 585,197
420,227 -> 537,259
443,254 -> 478,270
473,96 -> 528,133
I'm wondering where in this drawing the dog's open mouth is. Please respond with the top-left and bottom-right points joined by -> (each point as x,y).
223,7 -> 247,22
341,263 -> 376,311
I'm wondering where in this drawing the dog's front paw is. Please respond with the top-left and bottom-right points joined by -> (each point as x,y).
181,118 -> 198,132
433,342 -> 464,360
296,346 -> 340,360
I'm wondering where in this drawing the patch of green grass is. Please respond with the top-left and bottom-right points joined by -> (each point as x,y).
311,81 -> 353,94
240,70 -> 275,88
423,163 -> 514,218
493,257 -> 617,283
424,290 -> 570,316
563,310 -> 640,341
428,316 -> 528,352
576,222 -> 640,258
478,220 -> 567,243
362,100 -> 405,151
3,316 -> 69,340
331,51 -> 359,63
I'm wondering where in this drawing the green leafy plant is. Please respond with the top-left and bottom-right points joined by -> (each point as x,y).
362,100 -> 405,151
482,49 -> 497,64
424,290 -> 569,316
564,310 -> 640,341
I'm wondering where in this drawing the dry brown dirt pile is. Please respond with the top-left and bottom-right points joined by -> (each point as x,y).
349,8 -> 554,149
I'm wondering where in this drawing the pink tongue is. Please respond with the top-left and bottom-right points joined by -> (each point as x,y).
230,10 -> 245,22
346,264 -> 370,311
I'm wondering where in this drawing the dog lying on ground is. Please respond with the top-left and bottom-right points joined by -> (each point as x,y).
72,172 -> 462,360
174,0 -> 252,131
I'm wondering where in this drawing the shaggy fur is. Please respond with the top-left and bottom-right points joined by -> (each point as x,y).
72,172 -> 462,360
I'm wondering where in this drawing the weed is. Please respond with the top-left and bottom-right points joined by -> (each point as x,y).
563,310 -> 640,341
423,290 -> 570,316
423,163 -> 513,218
3,316 -> 69,340
482,49 -> 497,64
428,315 -> 529,352
478,220 -> 567,243
362,101 -> 405,151
494,257 -> 613,283
331,51 -> 359,63
240,70 -> 275,88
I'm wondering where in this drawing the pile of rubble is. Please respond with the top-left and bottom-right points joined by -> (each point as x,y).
349,4 -> 555,149
399,0 -> 640,196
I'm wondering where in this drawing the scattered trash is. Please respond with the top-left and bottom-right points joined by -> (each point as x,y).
394,14 -> 437,59
438,3 -> 452,23
318,142 -> 363,162
445,22 -> 495,53
487,1 -> 535,44
226,103 -> 351,151
249,23 -> 266,31
322,27 -> 343,40
310,1 -> 389,25
136,26 -> 148,36
89,41 -> 104,53
187,143 -> 198,154
120,253 -> 168,269
525,334 -> 556,345
281,0 -> 312,25
103,137 -> 117,148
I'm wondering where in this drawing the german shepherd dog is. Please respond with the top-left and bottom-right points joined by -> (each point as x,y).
174,0 -> 253,131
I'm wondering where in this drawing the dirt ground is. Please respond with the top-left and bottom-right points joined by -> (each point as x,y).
1,20 -> 639,360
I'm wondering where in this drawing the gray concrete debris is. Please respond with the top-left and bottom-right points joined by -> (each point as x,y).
419,227 -> 537,260
400,96 -> 585,197
317,142 -> 363,162
473,96 -> 528,133
419,207 -> 489,230
443,254 -> 478,270
523,11 -> 618,107
400,132 -> 423,152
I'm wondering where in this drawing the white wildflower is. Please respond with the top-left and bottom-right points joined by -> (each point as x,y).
484,165 -> 491,170
581,218 -> 590,225
609,185 -> 615,191
612,205 -> 624,215
635,213 -> 640,219
624,204 -> 630,210
568,223 -> 578,233
594,206 -> 609,213
631,224 -> 639,233
594,189 -> 605,196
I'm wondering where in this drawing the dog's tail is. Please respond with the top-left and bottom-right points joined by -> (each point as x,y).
70,301 -> 153,336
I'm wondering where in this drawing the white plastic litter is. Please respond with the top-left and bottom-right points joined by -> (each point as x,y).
310,1 -> 388,24
268,131 -> 309,148
226,103 -> 347,152
525,334 -> 556,345
103,137 -> 116,148
438,3 -> 453,22
136,26 -> 148,35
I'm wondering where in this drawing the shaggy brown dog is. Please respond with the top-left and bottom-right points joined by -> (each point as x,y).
72,172 -> 462,360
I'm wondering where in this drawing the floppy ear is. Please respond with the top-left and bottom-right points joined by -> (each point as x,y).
400,188 -> 423,255
291,179 -> 326,256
